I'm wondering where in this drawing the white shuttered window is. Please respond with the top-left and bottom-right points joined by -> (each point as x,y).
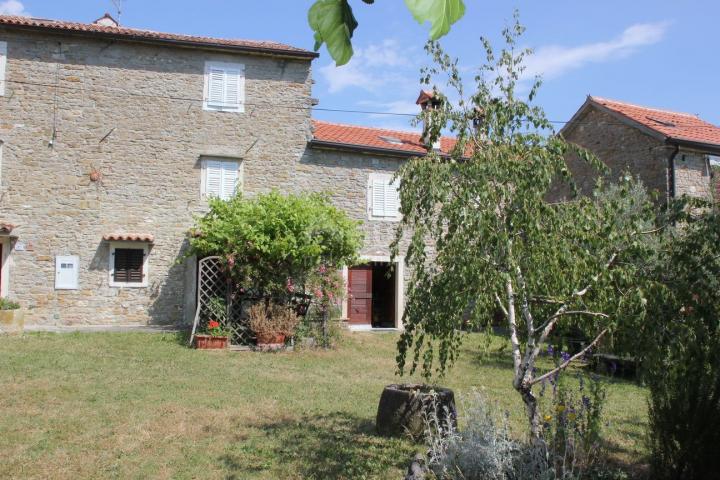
368,173 -> 400,220
203,61 -> 245,112
203,159 -> 240,200
0,41 -> 7,97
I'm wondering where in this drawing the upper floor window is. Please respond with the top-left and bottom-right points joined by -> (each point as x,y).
367,173 -> 400,220
203,61 -> 245,113
0,41 -> 7,97
201,158 -> 241,200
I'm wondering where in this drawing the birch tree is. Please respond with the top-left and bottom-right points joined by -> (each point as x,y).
392,17 -> 652,439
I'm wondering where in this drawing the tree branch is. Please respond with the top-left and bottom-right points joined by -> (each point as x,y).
536,252 -> 617,348
530,328 -> 608,386
535,310 -> 609,335
494,293 -> 509,317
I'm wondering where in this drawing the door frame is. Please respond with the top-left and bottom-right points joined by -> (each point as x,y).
342,254 -> 404,330
0,237 -> 11,298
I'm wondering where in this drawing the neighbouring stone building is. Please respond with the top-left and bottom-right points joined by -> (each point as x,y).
0,13 -> 457,331
560,96 -> 720,203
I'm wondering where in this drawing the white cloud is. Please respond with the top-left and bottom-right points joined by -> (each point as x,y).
0,0 -> 30,16
319,39 -> 416,94
523,21 -> 670,80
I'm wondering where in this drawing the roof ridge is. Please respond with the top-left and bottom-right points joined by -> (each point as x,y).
590,96 -> 699,119
313,119 -> 429,137
0,14 -> 314,56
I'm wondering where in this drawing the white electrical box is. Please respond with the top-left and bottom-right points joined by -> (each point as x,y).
55,255 -> 79,290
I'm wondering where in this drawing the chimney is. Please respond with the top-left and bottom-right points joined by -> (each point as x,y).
93,13 -> 120,27
416,90 -> 442,151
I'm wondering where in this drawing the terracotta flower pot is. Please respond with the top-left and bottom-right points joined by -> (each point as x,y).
256,333 -> 286,349
194,334 -> 228,349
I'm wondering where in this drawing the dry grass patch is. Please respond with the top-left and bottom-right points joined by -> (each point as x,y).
0,331 -> 648,479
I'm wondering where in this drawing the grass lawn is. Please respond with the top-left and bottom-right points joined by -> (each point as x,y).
0,331 -> 648,479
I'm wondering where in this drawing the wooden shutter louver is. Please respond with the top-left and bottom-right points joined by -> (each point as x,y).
207,68 -> 225,107
113,248 -> 144,283
370,176 -> 400,218
205,160 -> 224,198
205,62 -> 244,112
221,162 -> 238,199
372,179 -> 387,217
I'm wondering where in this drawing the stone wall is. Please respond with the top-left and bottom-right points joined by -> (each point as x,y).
297,148 -> 407,259
560,106 -> 713,204
0,28 -> 313,325
674,152 -> 711,199
560,107 -> 674,201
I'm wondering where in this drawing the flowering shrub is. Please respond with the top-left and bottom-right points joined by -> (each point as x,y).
539,372 -> 607,477
202,297 -> 229,337
204,320 -> 227,337
188,191 -> 363,301
293,265 -> 346,348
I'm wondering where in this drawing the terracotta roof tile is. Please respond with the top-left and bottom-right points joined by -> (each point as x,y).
103,233 -> 155,243
0,15 -> 317,59
311,120 -> 458,156
0,223 -> 15,235
591,96 -> 720,148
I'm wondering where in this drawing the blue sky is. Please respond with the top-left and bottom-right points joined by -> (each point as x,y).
2,0 -> 718,132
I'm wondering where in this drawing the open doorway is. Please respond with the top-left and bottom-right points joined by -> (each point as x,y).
347,261 -> 397,329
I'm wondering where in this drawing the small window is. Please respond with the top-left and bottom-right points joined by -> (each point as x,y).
109,243 -> 149,287
203,61 -> 245,112
0,41 -> 6,97
55,255 -> 79,290
202,158 -> 241,200
368,173 -> 400,220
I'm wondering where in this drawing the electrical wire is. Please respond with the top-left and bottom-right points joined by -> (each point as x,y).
2,78 -> 718,129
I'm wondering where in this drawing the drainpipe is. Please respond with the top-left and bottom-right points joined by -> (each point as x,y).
668,144 -> 679,204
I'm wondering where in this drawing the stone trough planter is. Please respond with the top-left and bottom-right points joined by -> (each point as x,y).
376,383 -> 457,441
0,309 -> 25,335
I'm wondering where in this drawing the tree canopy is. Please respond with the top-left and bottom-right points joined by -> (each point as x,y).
308,0 -> 466,65
391,17 -> 654,437
189,191 -> 363,298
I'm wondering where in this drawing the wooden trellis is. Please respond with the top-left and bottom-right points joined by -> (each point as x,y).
189,256 -> 255,348
189,256 -> 316,349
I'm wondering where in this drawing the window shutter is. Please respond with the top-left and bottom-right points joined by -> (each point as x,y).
221,162 -> 239,200
385,179 -> 400,217
204,62 -> 244,111
114,249 -> 144,284
0,42 -> 6,97
207,68 -> 225,107
372,179 -> 386,217
224,68 -> 242,109
205,160 -> 223,198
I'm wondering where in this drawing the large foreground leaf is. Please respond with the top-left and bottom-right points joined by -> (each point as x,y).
404,0 -> 466,39
308,0 -> 358,66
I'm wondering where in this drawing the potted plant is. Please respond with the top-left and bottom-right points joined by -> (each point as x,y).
0,298 -> 24,335
195,297 -> 229,349
249,302 -> 300,350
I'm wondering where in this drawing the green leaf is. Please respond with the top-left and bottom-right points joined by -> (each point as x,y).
308,0 -> 358,66
404,0 -> 466,39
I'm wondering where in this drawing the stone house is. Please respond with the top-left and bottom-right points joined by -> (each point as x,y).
0,14 -> 455,331
561,96 -> 720,203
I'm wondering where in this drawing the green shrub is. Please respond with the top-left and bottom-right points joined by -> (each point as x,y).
634,207 -> 720,479
188,190 -> 363,300
0,298 -> 20,310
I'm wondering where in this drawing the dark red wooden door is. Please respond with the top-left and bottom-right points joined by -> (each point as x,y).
348,265 -> 372,325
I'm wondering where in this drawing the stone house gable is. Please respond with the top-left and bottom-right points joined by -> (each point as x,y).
560,96 -> 719,203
